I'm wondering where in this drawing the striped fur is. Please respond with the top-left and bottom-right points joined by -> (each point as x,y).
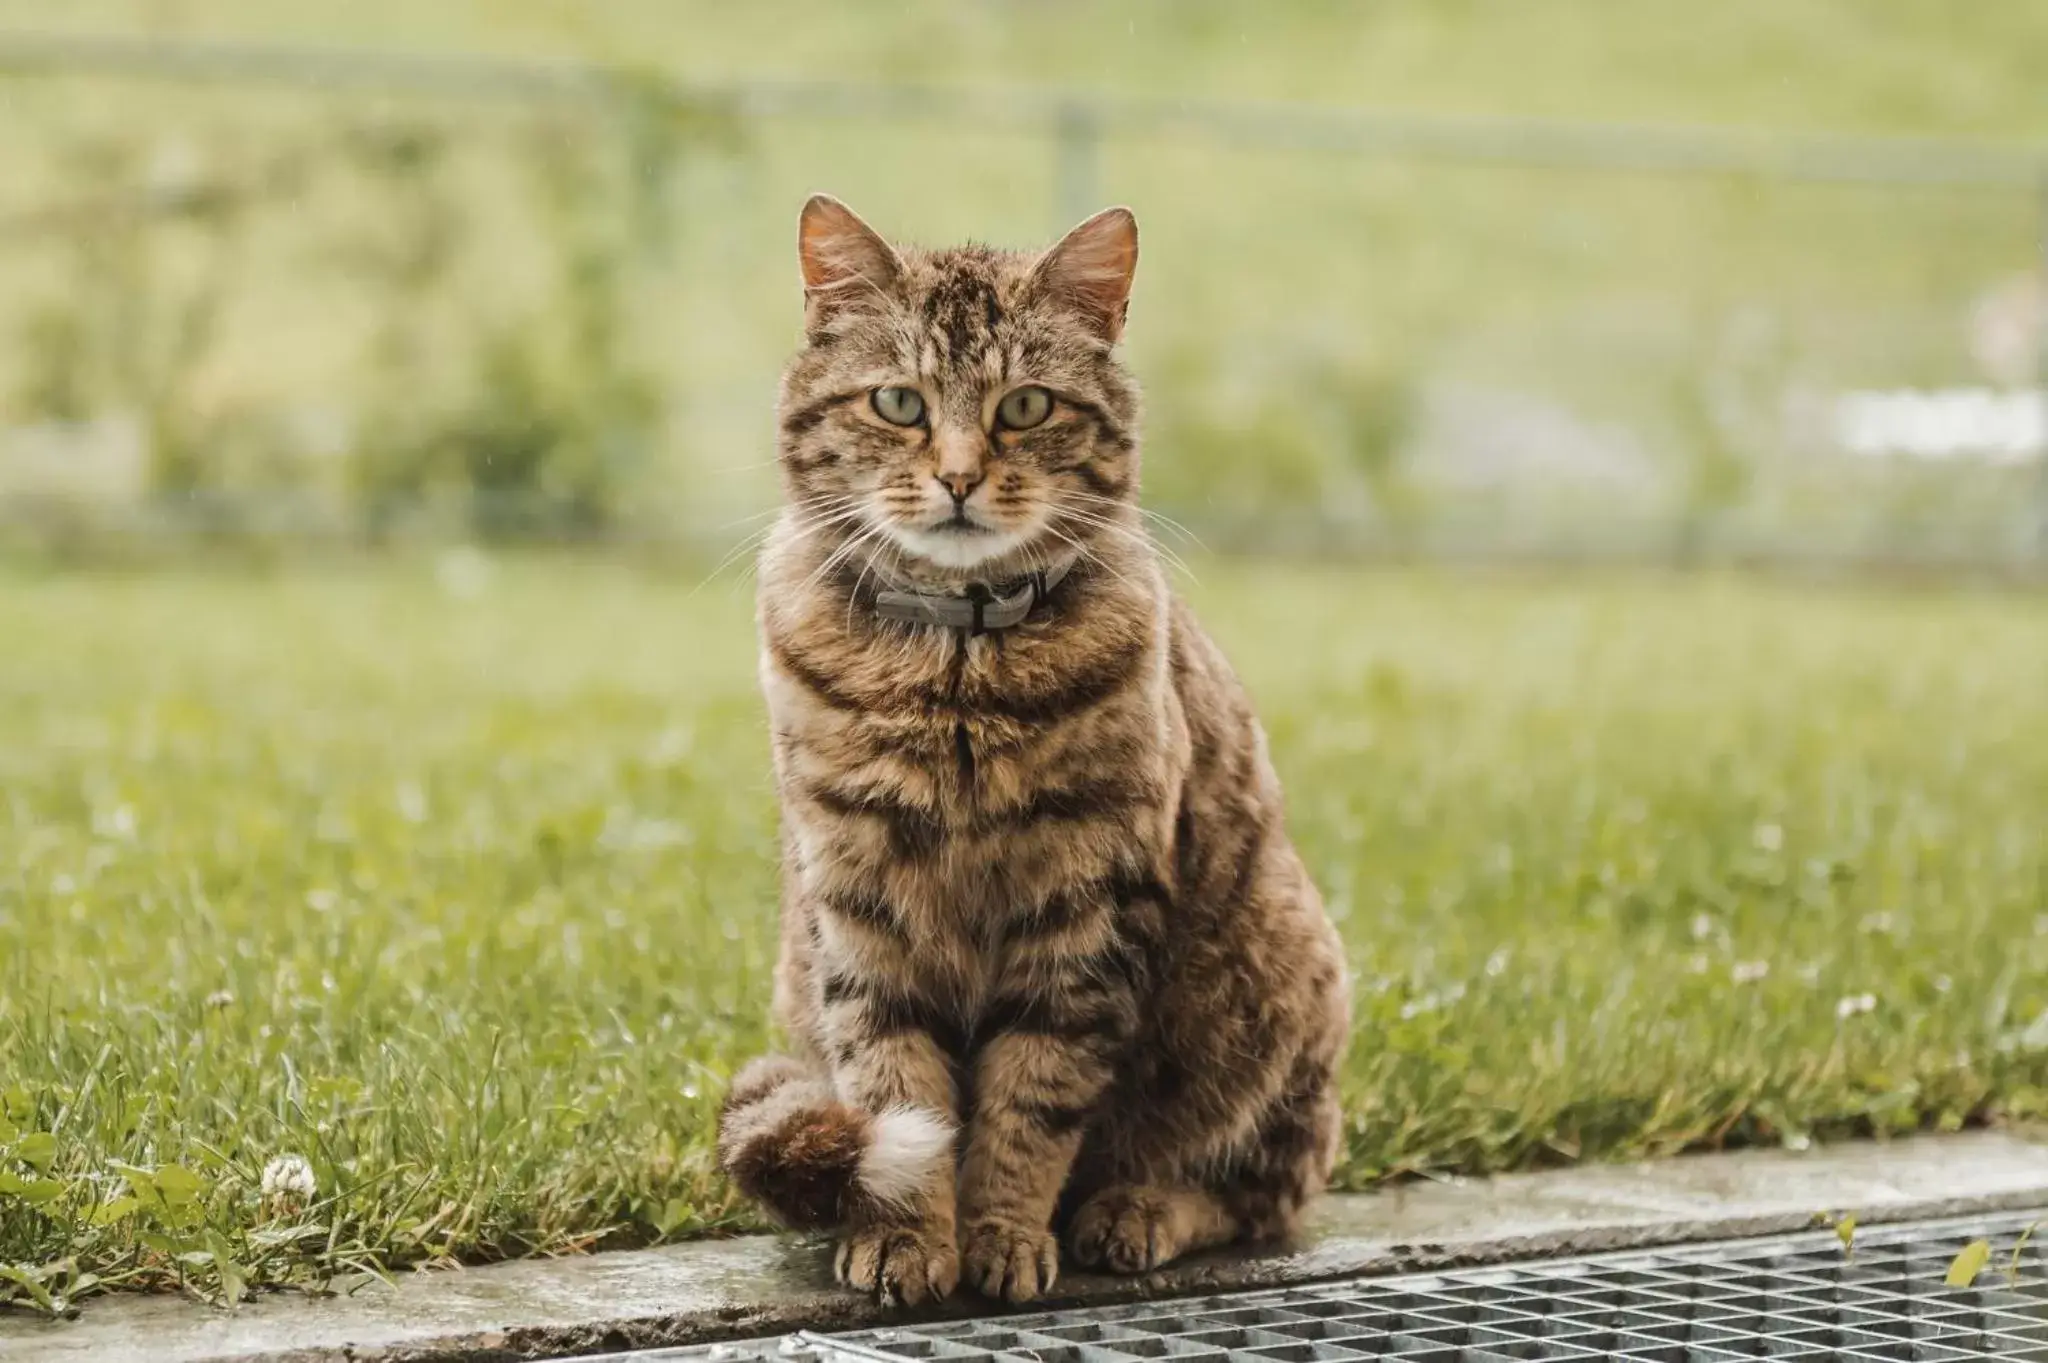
719,197 -> 1351,1305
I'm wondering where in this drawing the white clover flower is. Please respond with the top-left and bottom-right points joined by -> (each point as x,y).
1835,993 -> 1877,1020
1689,914 -> 1715,942
1753,823 -> 1784,852
1399,994 -> 1438,1021
1398,982 -> 1466,1021
261,1154 -> 317,1211
1731,961 -> 1771,985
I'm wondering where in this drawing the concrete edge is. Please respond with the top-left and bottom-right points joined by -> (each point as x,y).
7,1131 -> 2048,1363
357,1189 -> 2048,1363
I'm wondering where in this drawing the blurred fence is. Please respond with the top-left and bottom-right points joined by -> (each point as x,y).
1,30 -> 2046,569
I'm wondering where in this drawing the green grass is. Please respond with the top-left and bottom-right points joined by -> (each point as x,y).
3,559 -> 2047,1311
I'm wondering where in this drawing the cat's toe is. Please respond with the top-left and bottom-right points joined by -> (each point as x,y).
1067,1187 -> 1173,1275
962,1218 -> 1059,1302
836,1223 -> 958,1306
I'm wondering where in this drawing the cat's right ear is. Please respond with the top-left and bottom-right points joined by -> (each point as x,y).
798,195 -> 901,328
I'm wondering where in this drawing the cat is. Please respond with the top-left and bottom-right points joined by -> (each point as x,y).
717,195 -> 1351,1306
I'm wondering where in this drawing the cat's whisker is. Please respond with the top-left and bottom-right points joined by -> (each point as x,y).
1139,510 -> 1203,547
1052,506 -> 1198,583
691,526 -> 778,596
1039,521 -> 1142,598
1055,493 -> 1190,544
1068,514 -> 1197,581
797,518 -> 889,602
846,556 -> 876,633
735,491 -> 865,526
694,503 -> 871,595
1060,489 -> 1205,548
714,505 -> 784,530
798,537 -> 863,601
841,523 -> 901,634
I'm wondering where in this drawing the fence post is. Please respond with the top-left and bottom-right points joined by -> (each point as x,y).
1053,100 -> 1101,231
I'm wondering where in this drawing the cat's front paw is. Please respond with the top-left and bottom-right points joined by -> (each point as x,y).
961,1217 -> 1059,1302
835,1222 -> 959,1306
1068,1185 -> 1179,1274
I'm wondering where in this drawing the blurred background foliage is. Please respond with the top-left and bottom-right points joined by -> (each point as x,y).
0,0 -> 2043,563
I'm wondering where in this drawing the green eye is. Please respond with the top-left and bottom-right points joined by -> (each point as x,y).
871,387 -> 925,426
996,386 -> 1052,430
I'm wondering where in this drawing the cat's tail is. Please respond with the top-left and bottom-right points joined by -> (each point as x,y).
717,1054 -> 954,1230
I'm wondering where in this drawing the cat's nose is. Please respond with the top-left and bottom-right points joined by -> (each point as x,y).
932,425 -> 986,503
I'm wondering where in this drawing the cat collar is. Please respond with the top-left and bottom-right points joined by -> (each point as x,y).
871,558 -> 1075,634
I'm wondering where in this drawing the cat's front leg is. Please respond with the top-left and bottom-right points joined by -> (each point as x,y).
824,1025 -> 962,1304
958,915 -> 1139,1302
814,910 -> 965,1305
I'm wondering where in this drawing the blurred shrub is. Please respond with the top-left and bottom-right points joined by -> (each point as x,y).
450,116 -> 664,542
1143,337 -> 1429,550
336,111 -> 676,542
0,75 -> 2032,568
0,84 -> 735,551
8,139 -> 274,514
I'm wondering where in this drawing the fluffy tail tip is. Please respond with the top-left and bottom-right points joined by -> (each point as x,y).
718,1057 -> 952,1230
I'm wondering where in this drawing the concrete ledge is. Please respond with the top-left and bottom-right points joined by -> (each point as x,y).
7,1131 -> 2047,1363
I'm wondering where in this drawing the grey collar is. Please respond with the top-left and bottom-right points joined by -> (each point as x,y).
872,558 -> 1075,634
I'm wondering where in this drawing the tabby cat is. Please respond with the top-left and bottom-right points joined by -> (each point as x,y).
717,196 -> 1350,1306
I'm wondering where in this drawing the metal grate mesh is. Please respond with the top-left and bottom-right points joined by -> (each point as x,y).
609,1210 -> 2048,1363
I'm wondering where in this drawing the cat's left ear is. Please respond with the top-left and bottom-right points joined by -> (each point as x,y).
1032,207 -> 1138,342
798,194 -> 902,325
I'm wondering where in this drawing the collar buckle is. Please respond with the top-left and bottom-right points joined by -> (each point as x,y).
871,557 -> 1074,633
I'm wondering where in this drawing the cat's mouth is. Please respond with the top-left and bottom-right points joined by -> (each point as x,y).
921,500 -> 1006,539
886,510 -> 1037,571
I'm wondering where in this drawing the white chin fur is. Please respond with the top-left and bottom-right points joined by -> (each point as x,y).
859,1107 -> 955,1208
886,523 -> 1029,572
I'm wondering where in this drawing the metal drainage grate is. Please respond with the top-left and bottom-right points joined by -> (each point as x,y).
609,1209 -> 2048,1362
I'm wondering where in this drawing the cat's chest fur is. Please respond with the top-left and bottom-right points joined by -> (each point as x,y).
766,602 -> 1181,966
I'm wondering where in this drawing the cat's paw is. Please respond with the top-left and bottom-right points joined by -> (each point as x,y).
961,1217 -> 1059,1302
1067,1186 -> 1179,1275
834,1223 -> 959,1306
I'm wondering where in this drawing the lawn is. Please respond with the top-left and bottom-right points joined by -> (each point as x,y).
3,558 -> 2048,1312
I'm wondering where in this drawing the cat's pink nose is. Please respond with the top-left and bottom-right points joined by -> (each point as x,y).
936,469 -> 984,503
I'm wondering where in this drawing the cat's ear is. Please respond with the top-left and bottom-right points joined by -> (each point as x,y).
1032,206 -> 1138,342
798,194 -> 902,321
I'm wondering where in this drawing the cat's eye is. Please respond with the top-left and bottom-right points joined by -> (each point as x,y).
996,386 -> 1053,430
871,386 -> 926,427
